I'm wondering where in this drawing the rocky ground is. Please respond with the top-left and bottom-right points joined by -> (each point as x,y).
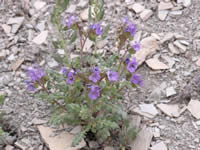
0,0 -> 200,150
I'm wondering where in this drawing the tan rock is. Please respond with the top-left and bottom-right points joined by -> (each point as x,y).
11,58 -> 24,71
32,30 -> 48,45
187,100 -> 200,119
157,104 -> 186,117
130,127 -> 153,150
146,58 -> 169,70
135,36 -> 159,66
152,142 -> 168,150
37,125 -> 86,150
80,8 -> 88,21
131,3 -> 145,13
1,24 -> 11,34
140,9 -> 153,21
158,2 -> 174,10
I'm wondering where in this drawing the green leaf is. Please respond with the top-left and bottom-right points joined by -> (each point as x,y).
88,32 -> 97,42
52,54 -> 64,64
63,26 -> 69,31
70,30 -> 78,43
0,95 -> 5,105
128,48 -> 136,55
101,24 -> 110,40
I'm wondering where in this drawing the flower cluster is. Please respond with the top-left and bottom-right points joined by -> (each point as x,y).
123,17 -> 136,37
66,16 -> 77,28
26,65 -> 46,91
90,22 -> 103,35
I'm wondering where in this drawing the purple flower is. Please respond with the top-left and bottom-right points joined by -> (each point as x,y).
91,66 -> 101,73
90,23 -> 103,35
125,57 -> 130,64
27,65 -> 45,82
130,74 -> 143,87
88,85 -> 101,100
106,71 -> 119,82
122,17 -> 136,37
133,42 -> 140,51
26,81 -> 36,91
89,72 -> 101,83
66,16 -> 77,28
127,57 -> 138,73
67,71 -> 75,85
61,67 -> 68,74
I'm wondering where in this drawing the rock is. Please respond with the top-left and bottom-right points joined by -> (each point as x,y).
195,57 -> 200,66
130,115 -> 141,130
161,33 -> 174,43
132,107 -> 155,119
48,59 -> 59,68
179,40 -> 190,46
89,141 -> 99,149
157,104 -> 186,117
34,1 -> 46,10
32,118 -> 47,125
1,24 -> 11,34
174,40 -> 187,52
139,104 -> 159,117
140,9 -> 153,21
168,43 -> 180,54
134,31 -> 142,42
77,0 -> 87,8
152,127 -> 160,138
104,146 -> 115,150
32,30 -> 48,45
97,40 -> 107,49
187,100 -> 200,119
36,21 -> 46,32
80,8 -> 88,21
70,126 -> 82,134
151,142 -> 167,150
166,86 -> 176,97
131,3 -> 145,13
130,127 -> 153,150
11,58 -> 24,71
146,58 -> 169,70
14,141 -> 28,150
170,10 -> 183,16
158,2 -> 174,10
158,10 -> 168,21
135,36 -> 159,66
7,17 -> 25,25
183,0 -> 191,7
37,125 -> 86,150
0,50 -> 6,60
57,49 -> 65,55
7,54 -> 15,61
66,5 -> 76,13
5,145 -> 14,150
83,39 -> 93,52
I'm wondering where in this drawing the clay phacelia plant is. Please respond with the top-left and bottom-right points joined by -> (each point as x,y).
26,0 -> 143,148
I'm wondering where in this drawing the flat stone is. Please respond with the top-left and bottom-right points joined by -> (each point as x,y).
7,17 -> 25,25
157,104 -> 186,117
161,33 -> 174,43
77,0 -> 87,8
130,127 -> 153,150
151,142 -> 167,150
57,49 -> 65,55
34,1 -> 46,10
158,2 -> 174,10
70,126 -> 82,134
11,58 -> 24,71
48,59 -> 59,68
187,100 -> 200,119
97,39 -> 107,49
168,43 -> 180,54
131,3 -> 145,13
14,141 -> 28,150
80,8 -> 88,21
1,24 -> 11,34
83,39 -> 93,52
158,10 -> 169,21
152,127 -> 160,138
5,145 -> 14,150
36,21 -> 45,32
140,9 -> 153,21
7,54 -> 15,61
104,147 -> 115,150
89,141 -> 99,149
135,36 -> 159,66
146,58 -> 169,70
170,10 -> 183,16
183,0 -> 191,7
174,40 -> 187,52
166,86 -> 176,97
66,5 -> 76,13
37,125 -> 86,150
0,50 -> 6,60
139,104 -> 159,116
32,30 -> 48,45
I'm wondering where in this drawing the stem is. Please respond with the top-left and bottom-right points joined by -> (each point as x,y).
38,82 -> 67,112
